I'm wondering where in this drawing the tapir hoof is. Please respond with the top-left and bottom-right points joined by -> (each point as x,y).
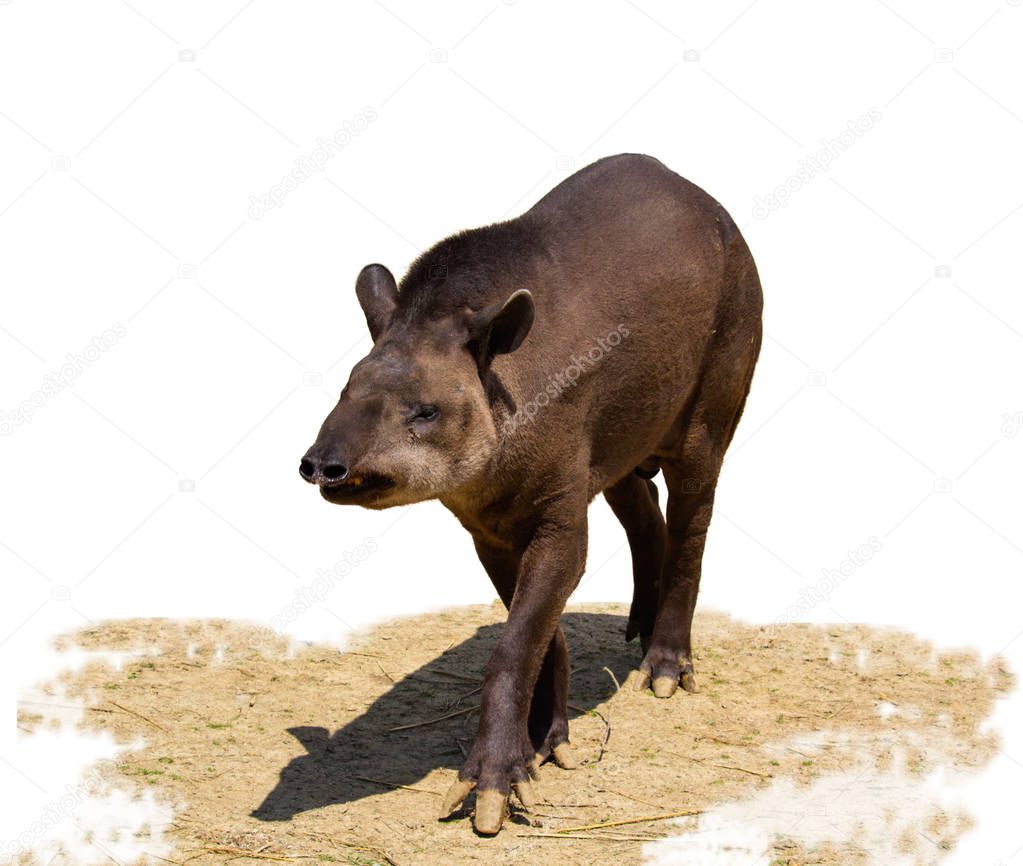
632,648 -> 697,698
628,668 -> 651,691
552,742 -> 579,769
440,776 -> 537,836
473,790 -> 506,835
535,741 -> 580,770
439,779 -> 473,819
652,675 -> 678,698
512,779 -> 538,808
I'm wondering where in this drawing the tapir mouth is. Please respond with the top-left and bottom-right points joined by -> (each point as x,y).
318,472 -> 396,502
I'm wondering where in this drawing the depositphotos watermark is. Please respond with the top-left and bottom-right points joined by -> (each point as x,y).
247,107 -> 378,219
1000,411 -> 1023,437
267,537 -> 378,634
0,770 -> 103,865
752,107 -> 882,220
502,324 -> 629,435
772,536 -> 883,629
1,323 -> 127,436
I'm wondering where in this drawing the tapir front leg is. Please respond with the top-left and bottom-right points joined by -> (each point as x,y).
473,538 -> 578,771
443,506 -> 588,835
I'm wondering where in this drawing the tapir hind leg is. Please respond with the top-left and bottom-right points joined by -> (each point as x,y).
603,472 -> 666,652
637,438 -> 720,698
635,317 -> 761,698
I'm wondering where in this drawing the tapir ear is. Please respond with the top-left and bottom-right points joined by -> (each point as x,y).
469,289 -> 535,360
355,263 -> 398,341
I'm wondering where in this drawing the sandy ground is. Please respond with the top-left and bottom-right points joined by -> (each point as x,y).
16,603 -> 1012,866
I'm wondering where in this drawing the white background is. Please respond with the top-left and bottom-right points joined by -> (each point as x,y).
1,1 -> 1022,863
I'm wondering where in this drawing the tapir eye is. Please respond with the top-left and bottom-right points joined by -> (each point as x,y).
408,405 -> 439,424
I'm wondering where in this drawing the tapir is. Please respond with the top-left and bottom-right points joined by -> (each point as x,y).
300,153 -> 763,835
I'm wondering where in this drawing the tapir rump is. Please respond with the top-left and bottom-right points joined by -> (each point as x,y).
300,154 -> 763,835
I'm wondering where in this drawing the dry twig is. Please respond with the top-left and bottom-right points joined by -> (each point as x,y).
387,705 -> 478,732
598,786 -> 664,810
109,700 -> 170,733
201,845 -> 298,861
517,832 -> 650,842
557,809 -> 702,833
353,775 -> 439,795
421,666 -> 479,683
593,666 -> 620,762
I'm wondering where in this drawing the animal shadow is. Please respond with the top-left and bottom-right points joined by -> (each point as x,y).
251,611 -> 636,820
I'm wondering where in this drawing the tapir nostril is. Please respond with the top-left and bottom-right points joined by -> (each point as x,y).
322,464 -> 348,481
299,459 -> 316,481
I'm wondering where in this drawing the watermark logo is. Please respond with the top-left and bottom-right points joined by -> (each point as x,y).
501,324 -> 630,435
247,108 -> 378,219
1,323 -> 127,436
0,770 -> 104,864
773,536 -> 883,629
267,538 -> 378,634
1001,411 -> 1023,437
752,108 -> 882,220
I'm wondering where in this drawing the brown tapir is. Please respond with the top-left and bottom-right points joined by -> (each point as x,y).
300,153 -> 762,835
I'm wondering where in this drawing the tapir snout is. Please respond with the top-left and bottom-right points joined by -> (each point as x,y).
299,393 -> 399,503
298,449 -> 349,485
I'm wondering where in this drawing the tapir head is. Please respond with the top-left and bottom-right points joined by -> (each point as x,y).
250,726 -> 330,820
300,264 -> 534,509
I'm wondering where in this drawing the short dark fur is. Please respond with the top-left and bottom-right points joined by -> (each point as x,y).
301,154 -> 763,835
397,221 -> 549,318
